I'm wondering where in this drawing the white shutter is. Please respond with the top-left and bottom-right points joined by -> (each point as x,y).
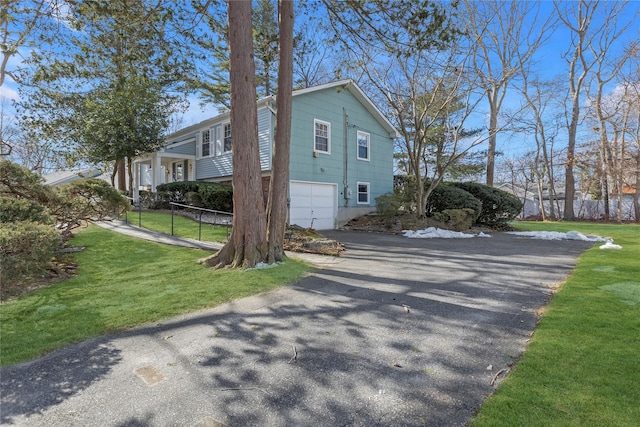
195,132 -> 201,158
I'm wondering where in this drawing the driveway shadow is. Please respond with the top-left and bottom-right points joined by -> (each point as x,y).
0,230 -> 595,426
1,340 -> 122,424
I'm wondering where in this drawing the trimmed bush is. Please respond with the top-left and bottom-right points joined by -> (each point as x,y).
426,184 -> 482,221
434,208 -> 477,231
0,221 -> 61,295
154,181 -> 233,212
452,182 -> 523,228
0,196 -> 53,224
198,183 -> 233,212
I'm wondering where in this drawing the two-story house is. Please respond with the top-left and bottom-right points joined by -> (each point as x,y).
132,79 -> 398,229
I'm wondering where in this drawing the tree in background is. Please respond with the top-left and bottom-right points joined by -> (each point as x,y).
462,0 -> 554,187
554,0 -> 635,220
185,0 -> 282,109
325,0 -> 486,217
510,75 -> 565,220
584,11 -> 638,222
16,0 -> 186,192
1,0 -> 66,162
0,0 -> 65,88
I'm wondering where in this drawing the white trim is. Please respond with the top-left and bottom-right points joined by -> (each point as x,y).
201,129 -> 212,158
356,181 -> 370,205
314,119 -> 331,154
356,130 -> 370,161
223,122 -> 232,153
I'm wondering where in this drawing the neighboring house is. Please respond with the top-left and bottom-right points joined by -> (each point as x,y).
133,80 -> 399,229
43,167 -> 103,186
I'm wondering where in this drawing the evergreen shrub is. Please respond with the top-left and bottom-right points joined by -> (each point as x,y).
0,196 -> 53,224
452,182 -> 523,228
426,184 -> 482,221
434,208 -> 477,231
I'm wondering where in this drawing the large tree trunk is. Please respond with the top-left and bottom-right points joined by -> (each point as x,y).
127,157 -> 134,198
266,0 -> 294,264
117,158 -> 126,192
634,154 -> 640,223
564,93 -> 579,220
201,0 -> 267,269
486,102 -> 498,187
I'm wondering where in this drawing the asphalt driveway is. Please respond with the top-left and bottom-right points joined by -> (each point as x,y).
1,230 -> 594,426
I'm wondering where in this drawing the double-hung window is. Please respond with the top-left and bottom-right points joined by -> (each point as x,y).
223,123 -> 232,153
357,131 -> 370,161
201,129 -> 211,157
314,119 -> 330,153
357,182 -> 370,204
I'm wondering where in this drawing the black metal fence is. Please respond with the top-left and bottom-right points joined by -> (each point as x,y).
120,198 -> 232,241
168,202 -> 232,240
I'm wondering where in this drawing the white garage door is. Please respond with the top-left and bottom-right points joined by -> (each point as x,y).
289,181 -> 337,230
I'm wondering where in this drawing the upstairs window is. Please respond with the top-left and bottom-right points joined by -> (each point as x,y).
357,182 -> 370,204
314,119 -> 330,153
357,131 -> 370,161
223,123 -> 232,153
201,130 -> 211,157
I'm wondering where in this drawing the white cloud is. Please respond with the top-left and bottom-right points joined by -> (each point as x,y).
0,84 -> 20,101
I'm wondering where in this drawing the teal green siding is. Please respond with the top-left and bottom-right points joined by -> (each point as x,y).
289,87 -> 394,208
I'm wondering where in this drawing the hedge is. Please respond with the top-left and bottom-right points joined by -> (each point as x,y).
452,182 -> 522,228
154,181 -> 233,212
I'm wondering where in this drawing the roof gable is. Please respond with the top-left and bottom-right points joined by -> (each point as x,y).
289,80 -> 399,138
166,80 -> 398,142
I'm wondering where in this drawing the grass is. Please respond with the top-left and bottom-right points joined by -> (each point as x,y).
471,221 -> 640,427
123,210 -> 230,242
0,225 -> 310,367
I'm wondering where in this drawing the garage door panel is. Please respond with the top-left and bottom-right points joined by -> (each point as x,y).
289,182 -> 336,230
311,207 -> 334,218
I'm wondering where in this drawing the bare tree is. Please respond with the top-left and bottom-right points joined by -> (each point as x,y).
462,0 -> 555,187
593,79 -> 640,222
201,0 -> 267,268
357,44 -> 489,217
585,18 -> 639,221
619,52 -> 640,222
554,0 -> 635,220
512,75 -> 565,220
266,0 -> 294,263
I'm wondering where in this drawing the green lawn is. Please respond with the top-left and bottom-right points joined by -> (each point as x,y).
123,210 -> 230,242
471,221 -> 640,427
0,225 -> 310,367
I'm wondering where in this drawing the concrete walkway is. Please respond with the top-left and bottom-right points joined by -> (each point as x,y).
0,225 -> 595,426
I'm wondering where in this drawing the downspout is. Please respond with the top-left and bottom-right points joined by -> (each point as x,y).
343,108 -> 349,207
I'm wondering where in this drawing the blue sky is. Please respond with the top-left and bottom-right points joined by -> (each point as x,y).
3,0 -> 639,171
